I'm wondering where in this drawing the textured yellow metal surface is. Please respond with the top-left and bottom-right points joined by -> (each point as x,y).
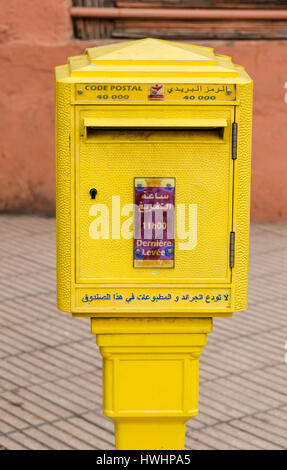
76,107 -> 233,281
55,38 -> 252,317
55,79 -> 73,313
233,82 -> 253,312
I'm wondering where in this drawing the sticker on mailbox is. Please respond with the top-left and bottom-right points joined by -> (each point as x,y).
148,84 -> 165,101
134,178 -> 175,268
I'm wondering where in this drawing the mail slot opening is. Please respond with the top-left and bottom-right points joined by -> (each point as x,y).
85,126 -> 225,142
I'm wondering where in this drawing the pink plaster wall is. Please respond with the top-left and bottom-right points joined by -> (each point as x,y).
0,0 -> 286,220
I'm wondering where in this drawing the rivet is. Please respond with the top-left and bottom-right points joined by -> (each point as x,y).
226,88 -> 232,95
78,89 -> 83,95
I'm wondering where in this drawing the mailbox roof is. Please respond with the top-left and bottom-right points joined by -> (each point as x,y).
56,38 -> 251,84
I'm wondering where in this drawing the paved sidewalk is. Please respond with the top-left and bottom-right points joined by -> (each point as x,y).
0,216 -> 286,450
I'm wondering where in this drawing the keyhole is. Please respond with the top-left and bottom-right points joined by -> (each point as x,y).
89,188 -> 98,200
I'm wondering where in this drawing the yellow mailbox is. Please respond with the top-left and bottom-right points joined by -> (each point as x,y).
55,38 -> 252,450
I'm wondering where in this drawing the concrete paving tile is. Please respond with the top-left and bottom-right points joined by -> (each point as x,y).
68,374 -> 103,395
201,381 -> 265,413
0,390 -> 60,423
0,362 -> 30,389
0,396 -> 43,427
0,328 -> 48,352
54,378 -> 102,405
27,384 -> 88,415
0,434 -> 28,450
185,437 -> 215,450
41,380 -> 100,409
8,388 -> 76,419
67,416 -> 115,446
227,374 -> 287,405
197,395 -> 242,420
186,428 -> 239,450
14,352 -> 72,380
24,427 -> 73,450
82,411 -> 115,433
241,415 -> 287,442
38,423 -> 96,450
208,423 -> 280,450
229,419 -> 286,449
0,408 -> 32,431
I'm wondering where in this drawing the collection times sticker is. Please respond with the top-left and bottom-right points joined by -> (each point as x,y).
134,177 -> 175,268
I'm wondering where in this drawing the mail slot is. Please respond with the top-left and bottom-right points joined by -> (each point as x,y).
55,39 -> 252,318
85,122 -> 226,142
55,38 -> 253,451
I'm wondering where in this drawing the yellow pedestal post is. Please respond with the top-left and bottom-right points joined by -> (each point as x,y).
91,318 -> 213,450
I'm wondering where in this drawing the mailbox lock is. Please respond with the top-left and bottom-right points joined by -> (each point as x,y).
89,188 -> 98,199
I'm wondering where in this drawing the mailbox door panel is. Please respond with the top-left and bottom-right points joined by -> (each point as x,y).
75,106 -> 234,285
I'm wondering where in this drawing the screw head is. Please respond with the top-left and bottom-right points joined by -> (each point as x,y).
78,89 -> 83,95
226,88 -> 232,95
